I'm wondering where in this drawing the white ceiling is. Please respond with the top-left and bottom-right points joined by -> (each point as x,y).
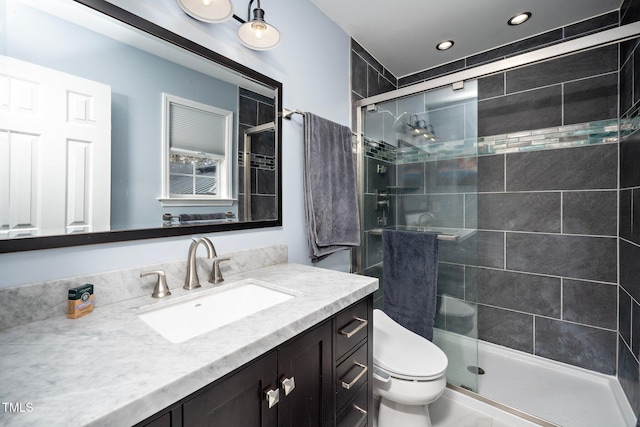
311,0 -> 623,78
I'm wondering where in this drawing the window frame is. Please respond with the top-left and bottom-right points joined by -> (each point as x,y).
160,93 -> 234,207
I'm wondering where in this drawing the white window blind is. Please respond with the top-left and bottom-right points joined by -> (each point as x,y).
169,103 -> 226,156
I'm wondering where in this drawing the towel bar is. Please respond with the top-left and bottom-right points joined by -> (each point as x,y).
281,107 -> 304,120
281,108 -> 358,137
368,228 -> 460,242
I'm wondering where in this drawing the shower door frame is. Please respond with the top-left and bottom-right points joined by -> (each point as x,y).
351,21 -> 640,274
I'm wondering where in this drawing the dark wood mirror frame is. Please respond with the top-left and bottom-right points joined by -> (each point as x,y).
0,0 -> 283,254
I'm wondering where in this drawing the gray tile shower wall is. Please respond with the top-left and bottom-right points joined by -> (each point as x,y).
619,0 -> 640,416
620,83 -> 640,417
478,45 -> 619,137
470,36 -> 621,375
475,144 -> 619,375
351,40 -> 398,102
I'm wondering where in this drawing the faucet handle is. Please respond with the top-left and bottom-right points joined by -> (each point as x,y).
141,270 -> 172,298
209,257 -> 230,284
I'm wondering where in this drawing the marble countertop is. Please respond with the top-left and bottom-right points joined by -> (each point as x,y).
0,263 -> 378,426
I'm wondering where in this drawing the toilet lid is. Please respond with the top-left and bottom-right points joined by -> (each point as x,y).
373,309 -> 448,380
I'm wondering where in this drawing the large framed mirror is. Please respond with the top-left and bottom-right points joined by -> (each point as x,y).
0,0 -> 282,253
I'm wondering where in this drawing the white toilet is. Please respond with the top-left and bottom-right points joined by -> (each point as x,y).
373,309 -> 448,427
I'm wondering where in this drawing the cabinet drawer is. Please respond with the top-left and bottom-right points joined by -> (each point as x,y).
335,299 -> 369,361
336,342 -> 368,410
337,382 -> 368,427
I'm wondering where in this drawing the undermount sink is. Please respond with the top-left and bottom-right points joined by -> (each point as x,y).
137,278 -> 297,343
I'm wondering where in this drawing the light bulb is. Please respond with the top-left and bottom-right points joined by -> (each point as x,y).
202,0 -> 211,5
251,22 -> 267,39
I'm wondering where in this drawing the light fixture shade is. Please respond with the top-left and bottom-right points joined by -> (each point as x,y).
177,0 -> 234,24
237,7 -> 280,50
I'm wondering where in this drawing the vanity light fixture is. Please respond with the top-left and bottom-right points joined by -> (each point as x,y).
176,0 -> 234,23
508,12 -> 532,26
436,40 -> 454,51
237,0 -> 281,50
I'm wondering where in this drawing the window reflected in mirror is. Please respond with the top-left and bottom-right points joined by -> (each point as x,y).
161,93 -> 233,206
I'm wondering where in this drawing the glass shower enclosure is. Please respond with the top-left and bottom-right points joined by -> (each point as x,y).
354,81 -> 480,391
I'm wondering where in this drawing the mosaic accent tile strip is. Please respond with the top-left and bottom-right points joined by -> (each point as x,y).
363,119 -> 629,164
621,107 -> 640,140
363,138 -> 397,162
477,119 -> 620,157
237,152 -> 276,170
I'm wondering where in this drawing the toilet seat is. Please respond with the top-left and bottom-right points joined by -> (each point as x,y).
439,295 -> 475,317
373,309 -> 448,381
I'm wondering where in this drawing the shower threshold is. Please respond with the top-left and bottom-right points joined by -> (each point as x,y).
444,383 -> 559,426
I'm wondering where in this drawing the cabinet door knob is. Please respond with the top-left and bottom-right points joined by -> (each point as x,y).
340,362 -> 368,390
265,388 -> 280,408
339,317 -> 368,338
281,376 -> 296,396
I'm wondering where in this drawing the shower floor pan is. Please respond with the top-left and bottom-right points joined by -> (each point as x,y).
435,330 -> 635,427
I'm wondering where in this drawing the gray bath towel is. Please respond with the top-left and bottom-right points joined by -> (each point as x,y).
179,213 -> 228,222
303,112 -> 360,261
382,229 -> 439,341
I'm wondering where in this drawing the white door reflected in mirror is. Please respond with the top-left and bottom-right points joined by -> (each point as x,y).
0,55 -> 111,238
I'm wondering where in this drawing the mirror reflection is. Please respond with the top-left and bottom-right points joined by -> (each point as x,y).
0,0 -> 280,248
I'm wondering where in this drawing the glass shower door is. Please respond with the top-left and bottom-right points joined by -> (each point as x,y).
358,81 -> 479,392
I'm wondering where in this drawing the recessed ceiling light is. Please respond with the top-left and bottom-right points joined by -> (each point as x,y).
436,40 -> 454,51
508,12 -> 532,26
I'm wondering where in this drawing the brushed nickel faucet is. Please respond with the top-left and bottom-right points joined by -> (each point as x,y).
184,237 -> 216,290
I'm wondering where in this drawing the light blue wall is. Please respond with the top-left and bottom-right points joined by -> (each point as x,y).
0,0 -> 352,287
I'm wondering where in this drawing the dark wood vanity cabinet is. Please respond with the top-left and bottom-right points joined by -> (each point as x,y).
137,295 -> 372,427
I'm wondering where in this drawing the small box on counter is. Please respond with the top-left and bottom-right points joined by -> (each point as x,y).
67,284 -> 94,319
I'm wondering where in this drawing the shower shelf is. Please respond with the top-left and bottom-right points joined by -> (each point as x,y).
367,227 -> 472,242
386,186 -> 419,191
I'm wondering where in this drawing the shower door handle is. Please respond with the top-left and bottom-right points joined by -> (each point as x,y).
340,317 -> 368,338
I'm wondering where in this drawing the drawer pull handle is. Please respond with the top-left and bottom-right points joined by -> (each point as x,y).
340,317 -> 368,338
353,404 -> 368,426
281,376 -> 296,396
340,362 -> 368,390
265,388 -> 279,408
